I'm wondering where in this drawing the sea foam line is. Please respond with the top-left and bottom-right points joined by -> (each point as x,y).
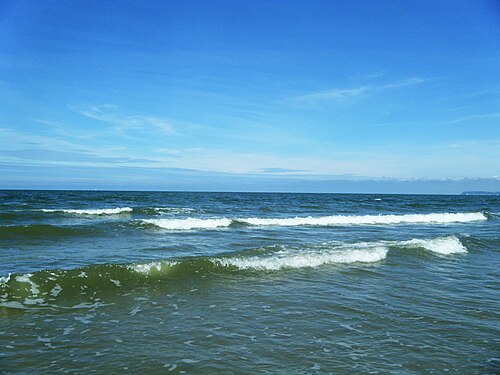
41,207 -> 133,215
0,235 -> 469,308
212,235 -> 468,271
152,207 -> 197,214
238,212 -> 486,226
213,247 -> 389,271
142,218 -> 232,230
141,212 -> 486,230
398,235 -> 467,255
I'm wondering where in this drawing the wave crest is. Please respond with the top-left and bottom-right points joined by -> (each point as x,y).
139,212 -> 486,230
238,212 -> 486,227
41,207 -> 133,215
400,236 -> 467,255
0,235 -> 469,309
213,246 -> 388,271
142,218 -> 232,230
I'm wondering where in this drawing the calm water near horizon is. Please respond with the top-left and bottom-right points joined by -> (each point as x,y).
0,190 -> 499,373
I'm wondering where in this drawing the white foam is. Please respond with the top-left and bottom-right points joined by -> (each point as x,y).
15,274 -> 40,295
50,284 -> 62,297
399,236 -> 467,255
23,298 -> 44,305
0,301 -> 27,309
211,235 -> 469,271
129,306 -> 141,316
153,207 -> 197,214
0,273 -> 11,284
238,212 -> 486,227
137,212 -> 485,230
41,207 -> 133,215
128,261 -> 177,274
70,301 -> 109,310
213,246 -> 388,271
143,218 -> 232,230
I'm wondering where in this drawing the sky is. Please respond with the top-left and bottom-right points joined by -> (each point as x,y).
0,0 -> 499,193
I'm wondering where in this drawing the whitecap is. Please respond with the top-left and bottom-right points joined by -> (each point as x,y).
238,212 -> 486,227
41,207 -> 133,215
212,246 -> 388,271
153,207 -> 197,214
142,218 -> 232,230
0,273 -> 12,284
127,260 -> 177,274
399,235 -> 467,255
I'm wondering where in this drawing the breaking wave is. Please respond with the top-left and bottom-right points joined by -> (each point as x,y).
142,218 -> 232,230
213,246 -> 388,271
237,212 -> 486,226
0,236 -> 468,309
40,207 -> 133,215
141,212 -> 486,230
152,207 -> 197,214
399,235 -> 467,255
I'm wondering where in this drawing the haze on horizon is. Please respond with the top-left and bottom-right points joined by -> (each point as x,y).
0,0 -> 499,193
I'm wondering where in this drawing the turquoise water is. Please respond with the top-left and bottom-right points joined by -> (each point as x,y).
0,191 -> 499,373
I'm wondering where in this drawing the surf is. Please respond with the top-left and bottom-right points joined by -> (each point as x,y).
40,207 -> 133,215
141,212 -> 487,230
0,235 -> 469,309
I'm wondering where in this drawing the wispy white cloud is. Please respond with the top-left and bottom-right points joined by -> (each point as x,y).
1,126 -> 498,179
79,104 -> 175,134
379,78 -> 425,89
434,86 -> 500,103
154,148 -> 181,155
148,147 -> 395,177
355,71 -> 387,80
442,112 -> 500,124
0,127 -> 158,168
290,78 -> 425,104
257,167 -> 309,174
0,149 -> 157,165
299,86 -> 371,101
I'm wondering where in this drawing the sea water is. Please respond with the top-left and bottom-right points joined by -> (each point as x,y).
0,191 -> 499,373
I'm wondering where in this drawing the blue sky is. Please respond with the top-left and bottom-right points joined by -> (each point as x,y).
0,0 -> 499,192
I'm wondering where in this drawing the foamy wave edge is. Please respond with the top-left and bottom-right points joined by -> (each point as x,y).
239,212 -> 486,226
213,247 -> 388,271
41,207 -> 133,215
141,212 -> 486,230
0,236 -> 469,309
399,235 -> 467,255
142,218 -> 232,230
0,235 -> 469,285
210,235 -> 468,270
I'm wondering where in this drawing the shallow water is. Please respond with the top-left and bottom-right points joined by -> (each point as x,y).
1,191 -> 499,373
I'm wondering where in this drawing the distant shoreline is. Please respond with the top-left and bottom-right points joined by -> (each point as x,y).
0,188 -> 499,196
0,188 -> 469,196
461,191 -> 500,196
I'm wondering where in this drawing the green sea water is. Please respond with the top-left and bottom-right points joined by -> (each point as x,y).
0,191 -> 499,373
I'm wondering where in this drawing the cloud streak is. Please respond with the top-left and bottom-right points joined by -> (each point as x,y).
257,167 -> 309,174
442,112 -> 500,124
0,149 -> 158,166
290,78 -> 425,104
80,104 -> 175,134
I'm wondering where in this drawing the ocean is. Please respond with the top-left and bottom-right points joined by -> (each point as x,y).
0,190 -> 499,373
